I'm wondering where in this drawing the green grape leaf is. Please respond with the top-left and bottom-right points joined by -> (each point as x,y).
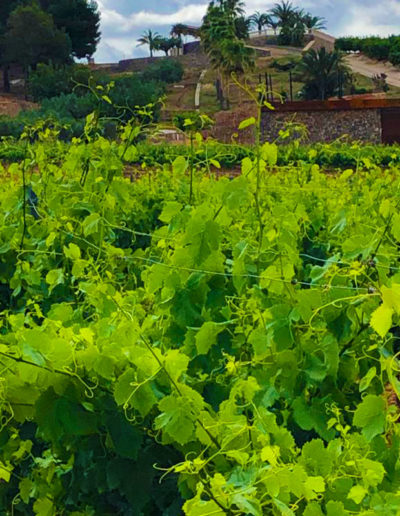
273,498 -> 295,516
300,439 -> 333,476
114,369 -> 136,406
304,476 -> 325,501
155,385 -> 204,445
172,156 -> 188,175
195,322 -> 223,355
33,498 -> 54,516
370,304 -> 393,338
106,413 -> 143,460
183,498 -> 226,516
159,201 -> 182,223
359,458 -> 385,487
19,478 -> 33,504
0,462 -> 11,483
326,501 -> 346,516
359,367 -> 377,392
347,485 -> 368,505
164,349 -> 189,381
238,117 -> 256,130
304,502 -> 324,516
63,243 -> 81,260
35,389 -> 97,441
232,494 -> 262,516
45,269 -> 64,292
261,142 -> 278,167
353,395 -> 386,441
83,212 -> 101,237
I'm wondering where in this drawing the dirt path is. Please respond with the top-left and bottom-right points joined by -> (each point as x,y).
346,54 -> 400,87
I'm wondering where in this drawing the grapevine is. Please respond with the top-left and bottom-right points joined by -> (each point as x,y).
0,110 -> 400,515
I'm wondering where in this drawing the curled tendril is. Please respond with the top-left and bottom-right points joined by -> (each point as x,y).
62,366 -> 99,398
0,403 -> 14,432
123,405 -> 139,424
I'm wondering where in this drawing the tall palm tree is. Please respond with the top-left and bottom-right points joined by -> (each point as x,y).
235,15 -> 251,39
218,0 -> 245,17
302,14 -> 327,32
265,14 -> 280,35
136,29 -> 161,58
249,11 -> 268,34
299,47 -> 350,100
270,1 -> 298,26
202,2 -> 254,108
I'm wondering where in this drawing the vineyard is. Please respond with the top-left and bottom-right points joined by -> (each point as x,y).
1,114 -> 400,515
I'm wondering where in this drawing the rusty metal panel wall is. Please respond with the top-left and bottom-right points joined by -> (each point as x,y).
381,108 -> 400,144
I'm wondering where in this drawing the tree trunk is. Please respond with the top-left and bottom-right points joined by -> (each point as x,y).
3,65 -> 10,93
24,67 -> 28,100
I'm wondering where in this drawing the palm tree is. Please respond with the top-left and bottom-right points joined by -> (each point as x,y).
249,11 -> 268,34
234,16 -> 251,39
217,0 -> 245,17
202,2 -> 254,108
265,15 -> 280,35
270,1 -> 298,26
155,37 -> 176,56
136,29 -> 161,58
302,14 -> 327,32
298,47 -> 350,100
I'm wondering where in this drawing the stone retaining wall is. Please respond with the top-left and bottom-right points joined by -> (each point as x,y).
261,108 -> 382,143
119,53 -> 209,72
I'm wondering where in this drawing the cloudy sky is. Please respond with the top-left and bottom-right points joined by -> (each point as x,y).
95,0 -> 400,63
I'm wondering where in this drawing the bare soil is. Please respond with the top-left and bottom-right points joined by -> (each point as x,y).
0,94 -> 37,117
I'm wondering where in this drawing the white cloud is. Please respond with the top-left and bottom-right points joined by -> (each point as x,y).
94,0 -> 400,63
99,2 -> 207,32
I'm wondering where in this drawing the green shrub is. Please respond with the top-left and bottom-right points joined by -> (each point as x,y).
271,57 -> 300,71
335,37 -> 363,52
41,92 -> 97,119
336,35 -> 400,65
362,38 -> 391,60
389,41 -> 400,65
28,64 -> 94,101
141,59 -> 184,84
0,116 -> 24,138
106,75 -> 165,121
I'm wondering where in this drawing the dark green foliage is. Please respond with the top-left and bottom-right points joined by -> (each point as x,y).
141,59 -> 184,84
0,75 -> 164,140
271,56 -> 300,71
335,36 -> 364,52
27,63 -> 92,101
4,4 -> 72,71
298,47 -> 351,100
105,75 -> 165,120
389,41 -> 400,65
40,0 -> 101,58
363,37 -> 392,61
154,36 -> 181,56
336,35 -> 400,66
278,21 -> 305,47
201,0 -> 255,82
234,15 -> 251,39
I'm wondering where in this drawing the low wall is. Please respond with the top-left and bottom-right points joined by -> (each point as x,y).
119,53 -> 209,72
261,108 -> 382,143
